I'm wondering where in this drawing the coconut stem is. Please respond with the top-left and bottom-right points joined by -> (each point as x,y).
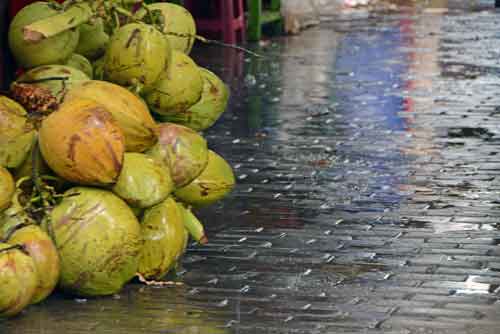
1,222 -> 33,243
17,77 -> 70,85
0,244 -> 27,255
31,137 -> 43,196
23,3 -> 93,42
193,35 -> 264,58
136,273 -> 184,287
182,207 -> 208,245
114,10 -> 121,30
44,214 -> 57,246
112,5 -> 135,20
161,31 -> 264,58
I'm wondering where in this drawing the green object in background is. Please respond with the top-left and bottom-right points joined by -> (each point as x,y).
247,0 -> 282,41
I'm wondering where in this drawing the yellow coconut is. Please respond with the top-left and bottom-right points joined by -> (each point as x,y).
0,167 -> 15,212
39,99 -> 125,185
64,80 -> 157,152
0,242 -> 38,318
0,96 -> 35,169
8,225 -> 60,304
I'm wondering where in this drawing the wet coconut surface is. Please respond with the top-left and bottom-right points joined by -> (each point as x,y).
5,1 -> 500,333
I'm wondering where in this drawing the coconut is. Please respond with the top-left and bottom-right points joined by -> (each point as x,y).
8,225 -> 60,304
112,153 -> 174,209
0,167 -> 15,212
174,150 -> 235,207
0,96 -> 36,169
46,187 -> 142,296
64,80 -> 157,152
104,23 -> 171,89
0,242 -> 38,318
65,54 -> 93,78
15,65 -> 90,103
145,50 -> 203,116
0,190 -> 30,240
138,197 -> 188,280
8,2 -> 79,68
75,18 -> 110,60
146,123 -> 208,188
146,3 -> 196,54
39,98 -> 125,185
161,68 -> 230,131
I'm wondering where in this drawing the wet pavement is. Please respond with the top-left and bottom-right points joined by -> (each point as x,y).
5,1 -> 500,333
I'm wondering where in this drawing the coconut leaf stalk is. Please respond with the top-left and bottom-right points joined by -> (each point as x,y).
179,204 -> 207,245
22,3 -> 93,42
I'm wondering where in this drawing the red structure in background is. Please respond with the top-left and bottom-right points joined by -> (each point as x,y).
9,0 -> 64,19
9,0 -> 32,19
184,0 -> 246,44
10,0 -> 41,18
0,0 -> 65,87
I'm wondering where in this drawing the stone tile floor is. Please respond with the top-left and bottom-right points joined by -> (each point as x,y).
4,1 -> 500,333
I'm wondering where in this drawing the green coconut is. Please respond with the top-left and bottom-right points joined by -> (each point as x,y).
145,50 -> 203,116
161,68 -> 230,131
0,167 -> 15,212
8,2 -> 79,68
146,3 -> 196,54
75,18 -> 110,61
0,96 -> 36,169
8,225 -> 60,304
46,187 -> 142,296
174,150 -> 235,207
16,65 -> 90,102
138,197 -> 188,280
64,80 -> 157,152
112,153 -> 174,209
0,242 -> 38,318
0,190 -> 30,239
146,123 -> 208,188
104,23 -> 171,89
65,54 -> 93,78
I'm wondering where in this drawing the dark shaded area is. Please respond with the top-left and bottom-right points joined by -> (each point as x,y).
0,1 -> 14,90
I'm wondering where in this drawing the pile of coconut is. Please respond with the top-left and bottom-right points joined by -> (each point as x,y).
0,0 -> 235,317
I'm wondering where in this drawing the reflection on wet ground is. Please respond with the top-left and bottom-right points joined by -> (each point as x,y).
5,1 -> 500,333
